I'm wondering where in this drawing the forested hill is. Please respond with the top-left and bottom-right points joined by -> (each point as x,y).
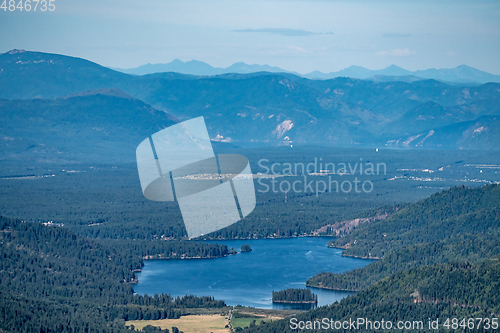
246,259 -> 500,333
330,184 -> 500,258
307,184 -> 500,291
0,92 -> 178,163
308,232 -> 500,291
0,216 -> 228,333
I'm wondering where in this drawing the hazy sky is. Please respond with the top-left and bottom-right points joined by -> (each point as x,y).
1,0 -> 499,74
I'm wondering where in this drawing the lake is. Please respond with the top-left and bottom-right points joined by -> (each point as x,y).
134,237 -> 373,309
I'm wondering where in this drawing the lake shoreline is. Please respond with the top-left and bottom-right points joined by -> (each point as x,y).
135,237 -> 370,309
142,252 -> 236,261
327,245 -> 381,260
307,284 -> 360,292
272,300 -> 317,304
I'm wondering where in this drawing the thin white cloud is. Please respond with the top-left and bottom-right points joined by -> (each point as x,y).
285,45 -> 312,54
383,33 -> 411,38
376,48 -> 416,57
233,28 -> 332,37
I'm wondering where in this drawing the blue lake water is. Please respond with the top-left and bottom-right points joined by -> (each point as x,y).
134,237 -> 373,309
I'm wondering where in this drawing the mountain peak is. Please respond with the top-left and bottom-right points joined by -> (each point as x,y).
6,49 -> 27,55
455,64 -> 484,73
185,59 -> 207,64
345,65 -> 369,70
378,65 -> 410,76
385,64 -> 404,70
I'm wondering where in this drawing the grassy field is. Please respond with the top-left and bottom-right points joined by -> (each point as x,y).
231,317 -> 276,329
230,306 -> 295,330
126,314 -> 230,333
125,307 -> 294,332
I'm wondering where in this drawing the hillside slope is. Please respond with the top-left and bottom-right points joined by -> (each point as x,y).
0,216 -> 228,332
246,259 -> 500,332
306,184 -> 500,292
330,184 -> 500,258
308,232 -> 500,291
0,90 -> 177,163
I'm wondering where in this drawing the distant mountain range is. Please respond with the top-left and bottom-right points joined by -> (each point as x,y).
306,64 -> 500,84
114,60 -> 293,77
1,49 -> 499,162
115,60 -> 500,84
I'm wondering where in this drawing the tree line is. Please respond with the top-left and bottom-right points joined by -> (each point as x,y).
0,216 -> 226,333
245,259 -> 500,333
308,232 -> 500,291
272,288 -> 317,304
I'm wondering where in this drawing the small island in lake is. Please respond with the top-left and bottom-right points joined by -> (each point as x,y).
272,288 -> 318,304
241,244 -> 252,252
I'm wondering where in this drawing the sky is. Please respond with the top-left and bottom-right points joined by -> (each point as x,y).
0,0 -> 499,74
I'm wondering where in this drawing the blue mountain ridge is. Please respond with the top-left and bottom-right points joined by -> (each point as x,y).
1,49 -> 499,157
114,58 -> 500,84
